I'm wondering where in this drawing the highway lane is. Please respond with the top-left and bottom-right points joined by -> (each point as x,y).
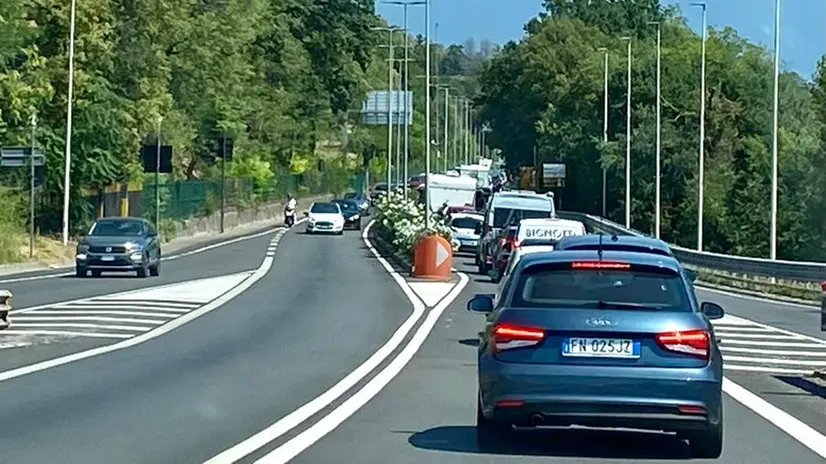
0,227 -> 412,464
292,254 -> 826,463
2,228 -> 278,309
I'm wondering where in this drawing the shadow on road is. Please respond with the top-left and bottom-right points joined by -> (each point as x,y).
775,375 -> 826,399
457,338 -> 479,347
408,425 -> 693,459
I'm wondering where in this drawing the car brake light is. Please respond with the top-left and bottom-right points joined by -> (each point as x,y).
572,261 -> 631,270
656,330 -> 710,359
491,324 -> 545,352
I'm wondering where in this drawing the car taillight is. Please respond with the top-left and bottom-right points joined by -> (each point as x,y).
656,330 -> 709,359
491,324 -> 545,352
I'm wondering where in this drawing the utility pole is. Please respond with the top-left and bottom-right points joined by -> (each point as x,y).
769,0 -> 781,259
424,0 -> 431,228
30,114 -> 37,258
443,87 -> 449,172
650,21 -> 662,239
61,0 -> 77,245
622,36 -> 632,230
155,117 -> 162,229
598,47 -> 609,218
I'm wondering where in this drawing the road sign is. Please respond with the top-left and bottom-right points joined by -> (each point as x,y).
141,145 -> 173,173
0,147 -> 44,167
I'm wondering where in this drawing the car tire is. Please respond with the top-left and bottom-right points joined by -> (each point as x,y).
687,412 -> 723,458
75,267 -> 87,278
91,270 -> 102,277
476,397 -> 512,451
337,230 -> 344,235
149,261 -> 160,277
136,263 -> 148,278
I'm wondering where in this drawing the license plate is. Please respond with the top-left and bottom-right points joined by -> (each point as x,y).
562,338 -> 639,358
100,256 -> 115,262
461,240 -> 477,246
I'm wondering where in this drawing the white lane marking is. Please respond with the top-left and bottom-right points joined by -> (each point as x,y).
257,273 -> 470,463
724,365 -> 815,374
721,346 -> 826,356
10,323 -> 153,331
724,355 -> 826,367
27,310 -> 182,318
12,316 -> 168,325
713,327 -> 773,333
717,333 -> 801,340
11,271 -> 254,315
0,221 -> 299,383
205,220 -> 429,463
51,304 -> 191,312
714,315 -> 826,346
723,378 -> 826,459
0,330 -> 132,339
0,226 -> 286,284
721,339 -> 825,348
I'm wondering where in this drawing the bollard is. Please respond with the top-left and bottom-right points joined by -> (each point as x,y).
0,289 -> 11,330
412,234 -> 453,280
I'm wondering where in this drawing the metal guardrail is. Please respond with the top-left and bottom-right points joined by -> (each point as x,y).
557,211 -> 826,283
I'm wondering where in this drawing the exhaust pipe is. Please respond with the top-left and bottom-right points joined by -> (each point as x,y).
529,413 -> 544,426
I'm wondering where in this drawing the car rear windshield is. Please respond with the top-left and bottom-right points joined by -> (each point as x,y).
451,217 -> 481,229
493,208 -> 551,228
89,220 -> 144,236
311,203 -> 340,214
511,262 -> 691,311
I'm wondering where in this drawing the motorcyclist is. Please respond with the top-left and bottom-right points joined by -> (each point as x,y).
284,194 -> 297,226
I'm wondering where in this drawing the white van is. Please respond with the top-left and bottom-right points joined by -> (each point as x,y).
474,191 -> 556,272
418,173 -> 477,212
515,217 -> 586,245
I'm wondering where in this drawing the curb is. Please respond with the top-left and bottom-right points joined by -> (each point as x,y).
368,228 -> 412,275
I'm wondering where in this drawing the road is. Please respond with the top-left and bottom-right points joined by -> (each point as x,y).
0,227 -> 825,462
0,225 -> 411,463
290,253 -> 826,464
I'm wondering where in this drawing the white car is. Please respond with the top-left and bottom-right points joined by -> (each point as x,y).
449,212 -> 483,252
305,202 -> 345,234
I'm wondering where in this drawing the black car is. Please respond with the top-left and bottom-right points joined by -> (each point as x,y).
343,192 -> 370,214
75,217 -> 162,278
370,183 -> 389,202
333,199 -> 363,230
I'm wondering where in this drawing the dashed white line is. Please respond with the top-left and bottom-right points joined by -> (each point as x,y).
0,330 -> 132,339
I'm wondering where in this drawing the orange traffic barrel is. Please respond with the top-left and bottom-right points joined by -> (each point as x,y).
412,234 -> 453,280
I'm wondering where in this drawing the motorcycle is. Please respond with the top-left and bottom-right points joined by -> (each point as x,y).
284,206 -> 296,227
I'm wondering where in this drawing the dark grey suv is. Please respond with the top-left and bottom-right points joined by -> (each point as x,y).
75,217 -> 162,278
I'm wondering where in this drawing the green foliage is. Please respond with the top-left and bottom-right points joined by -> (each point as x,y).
477,1 -> 826,261
0,188 -> 26,263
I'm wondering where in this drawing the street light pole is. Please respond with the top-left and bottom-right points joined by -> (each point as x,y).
424,0 -> 431,229
692,2 -> 707,251
649,21 -> 662,239
621,36 -> 632,230
769,0 -> 780,260
443,88 -> 449,173
598,47 -> 609,218
387,31 -> 395,189
61,0 -> 77,245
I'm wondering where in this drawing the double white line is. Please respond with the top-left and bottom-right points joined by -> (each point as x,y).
205,221 -> 469,463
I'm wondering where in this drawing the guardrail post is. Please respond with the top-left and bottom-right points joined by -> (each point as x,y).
821,282 -> 826,332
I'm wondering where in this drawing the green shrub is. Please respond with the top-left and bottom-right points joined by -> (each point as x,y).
0,188 -> 27,264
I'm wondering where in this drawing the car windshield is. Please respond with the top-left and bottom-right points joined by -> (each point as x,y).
494,207 -> 551,228
88,220 -> 144,236
374,184 -> 388,191
451,217 -> 482,230
512,264 -> 691,312
343,192 -> 359,200
311,203 -> 340,214
336,201 -> 358,213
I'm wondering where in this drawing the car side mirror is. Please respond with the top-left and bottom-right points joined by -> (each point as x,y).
700,302 -> 725,320
467,294 -> 494,313
303,211 -> 309,217
684,269 -> 697,282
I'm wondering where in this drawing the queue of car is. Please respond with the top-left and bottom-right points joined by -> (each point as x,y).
455,189 -> 725,458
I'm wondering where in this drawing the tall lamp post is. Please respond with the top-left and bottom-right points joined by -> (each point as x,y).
769,0 -> 780,259
61,0 -> 77,245
620,36 -> 632,230
691,2 -> 707,251
597,47 -> 609,218
649,21 -> 662,239
373,26 -> 402,189
424,0 -> 432,229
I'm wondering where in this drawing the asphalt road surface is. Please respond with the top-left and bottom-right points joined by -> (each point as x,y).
291,253 -> 826,464
1,229 -> 825,463
0,226 -> 410,463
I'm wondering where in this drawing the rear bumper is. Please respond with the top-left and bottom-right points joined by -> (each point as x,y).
479,357 -> 722,432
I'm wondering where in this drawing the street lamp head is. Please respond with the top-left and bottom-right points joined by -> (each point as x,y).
689,1 -> 706,8
597,47 -> 608,52
619,36 -> 632,41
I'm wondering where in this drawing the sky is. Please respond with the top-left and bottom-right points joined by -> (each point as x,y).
374,0 -> 825,78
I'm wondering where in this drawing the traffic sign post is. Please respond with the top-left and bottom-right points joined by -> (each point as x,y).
2,137 -> 45,258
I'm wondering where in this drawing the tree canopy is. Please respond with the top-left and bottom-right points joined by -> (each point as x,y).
476,0 -> 826,261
